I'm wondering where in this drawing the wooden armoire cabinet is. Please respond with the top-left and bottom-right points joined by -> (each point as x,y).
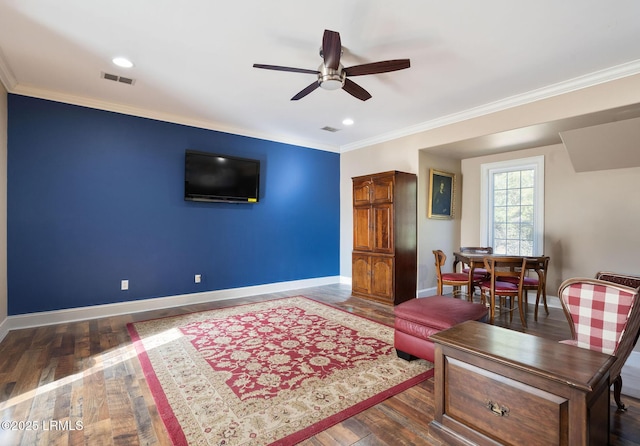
351,171 -> 417,305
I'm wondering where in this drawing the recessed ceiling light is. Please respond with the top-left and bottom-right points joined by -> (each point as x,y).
112,57 -> 134,68
342,118 -> 354,126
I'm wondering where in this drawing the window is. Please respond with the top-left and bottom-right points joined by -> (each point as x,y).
480,156 -> 544,256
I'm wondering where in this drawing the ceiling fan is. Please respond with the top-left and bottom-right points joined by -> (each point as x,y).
253,29 -> 410,101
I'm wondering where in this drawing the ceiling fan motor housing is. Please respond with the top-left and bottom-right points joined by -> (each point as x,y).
318,63 -> 345,90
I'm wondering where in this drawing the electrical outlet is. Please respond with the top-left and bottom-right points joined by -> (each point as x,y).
195,274 -> 201,283
121,279 -> 129,291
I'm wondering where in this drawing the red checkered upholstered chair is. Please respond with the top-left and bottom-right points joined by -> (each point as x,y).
558,278 -> 640,412
433,250 -> 481,300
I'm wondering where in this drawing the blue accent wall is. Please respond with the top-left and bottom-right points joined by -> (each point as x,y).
7,95 -> 340,315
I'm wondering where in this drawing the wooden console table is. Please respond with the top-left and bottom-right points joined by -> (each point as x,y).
429,321 -> 615,446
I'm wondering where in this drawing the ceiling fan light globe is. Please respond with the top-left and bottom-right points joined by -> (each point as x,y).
320,78 -> 343,90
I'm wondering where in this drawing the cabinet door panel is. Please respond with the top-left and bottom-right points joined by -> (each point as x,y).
353,179 -> 372,206
373,203 -> 394,253
353,207 -> 373,251
352,254 -> 371,295
372,176 -> 394,203
371,256 -> 393,300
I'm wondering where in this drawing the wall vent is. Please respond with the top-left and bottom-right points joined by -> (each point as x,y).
321,126 -> 340,132
101,72 -> 136,85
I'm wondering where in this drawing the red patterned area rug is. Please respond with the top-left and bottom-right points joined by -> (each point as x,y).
127,296 -> 433,446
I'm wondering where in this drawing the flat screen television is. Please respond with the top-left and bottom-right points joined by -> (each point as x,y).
184,150 -> 260,203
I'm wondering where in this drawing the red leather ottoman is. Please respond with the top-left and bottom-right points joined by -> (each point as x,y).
394,296 -> 488,363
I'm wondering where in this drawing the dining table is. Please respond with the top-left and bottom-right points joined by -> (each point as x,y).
452,251 -> 544,308
455,251 -> 523,279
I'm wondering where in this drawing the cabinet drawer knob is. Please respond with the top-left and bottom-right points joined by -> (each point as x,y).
486,400 -> 510,417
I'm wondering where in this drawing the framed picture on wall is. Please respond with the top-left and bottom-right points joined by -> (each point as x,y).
428,169 -> 455,219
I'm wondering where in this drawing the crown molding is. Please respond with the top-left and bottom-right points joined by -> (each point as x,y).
339,59 -> 640,152
0,46 -> 17,91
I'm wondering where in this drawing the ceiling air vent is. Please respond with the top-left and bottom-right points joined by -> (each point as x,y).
101,72 -> 136,85
321,126 -> 340,132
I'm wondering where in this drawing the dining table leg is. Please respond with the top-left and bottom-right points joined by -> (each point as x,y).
489,290 -> 495,322
466,260 -> 476,302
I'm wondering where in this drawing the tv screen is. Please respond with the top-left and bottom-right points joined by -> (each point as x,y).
184,150 -> 260,203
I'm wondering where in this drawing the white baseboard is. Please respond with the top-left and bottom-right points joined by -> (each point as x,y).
622,350 -> 640,399
544,295 -> 562,309
418,286 -> 562,309
1,276 -> 343,336
418,286 -> 438,297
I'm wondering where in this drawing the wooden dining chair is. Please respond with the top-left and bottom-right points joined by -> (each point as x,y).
433,250 -> 481,301
498,256 -> 550,321
558,277 -> 640,412
480,256 -> 528,327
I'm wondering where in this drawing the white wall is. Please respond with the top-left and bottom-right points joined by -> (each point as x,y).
417,151 -> 461,295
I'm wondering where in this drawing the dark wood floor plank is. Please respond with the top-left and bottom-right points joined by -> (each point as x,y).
19,356 -> 59,446
7,346 -> 49,398
305,423 -> 364,445
68,368 -> 85,446
84,418 -> 114,446
82,361 -> 109,426
103,342 -> 140,446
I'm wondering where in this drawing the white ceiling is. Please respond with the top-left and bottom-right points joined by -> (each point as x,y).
1,0 -> 640,154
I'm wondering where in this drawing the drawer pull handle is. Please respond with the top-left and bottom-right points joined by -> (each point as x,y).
486,400 -> 510,417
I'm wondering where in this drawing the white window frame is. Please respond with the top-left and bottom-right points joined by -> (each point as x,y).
480,156 -> 545,256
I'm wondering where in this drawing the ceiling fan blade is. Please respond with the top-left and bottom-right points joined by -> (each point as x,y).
253,64 -> 319,75
344,59 -> 410,76
343,78 -> 372,101
322,29 -> 342,70
291,81 -> 320,100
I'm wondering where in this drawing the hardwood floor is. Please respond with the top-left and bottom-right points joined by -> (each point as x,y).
1,284 -> 639,445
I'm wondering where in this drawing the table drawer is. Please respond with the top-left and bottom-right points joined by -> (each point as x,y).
445,357 -> 569,446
